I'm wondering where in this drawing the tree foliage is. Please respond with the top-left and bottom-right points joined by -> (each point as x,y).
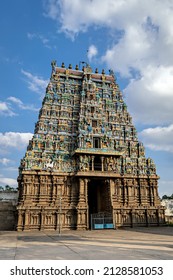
0,185 -> 17,192
162,194 -> 173,200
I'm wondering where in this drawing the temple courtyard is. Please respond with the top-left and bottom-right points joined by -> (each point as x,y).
0,227 -> 173,260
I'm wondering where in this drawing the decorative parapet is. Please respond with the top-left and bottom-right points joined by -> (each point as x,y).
73,148 -> 124,156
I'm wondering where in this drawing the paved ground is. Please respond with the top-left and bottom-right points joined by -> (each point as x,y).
0,227 -> 173,260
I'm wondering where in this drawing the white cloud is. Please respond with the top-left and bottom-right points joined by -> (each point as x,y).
125,65 -> 173,125
43,0 -> 173,68
8,96 -> 23,107
44,0 -> 144,37
146,66 -> 173,96
44,0 -> 173,126
43,0 -> 60,21
27,32 -> 51,48
159,180 -> 173,197
21,69 -> 49,96
43,0 -> 172,39
0,132 -> 33,150
139,124 -> 173,153
3,167 -> 18,172
0,175 -> 17,187
87,45 -> 98,62
27,32 -> 36,40
0,158 -> 11,166
102,23 -> 154,77
0,101 -> 16,117
8,96 -> 39,112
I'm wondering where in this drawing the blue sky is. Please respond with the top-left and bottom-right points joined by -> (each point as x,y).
0,0 -> 173,197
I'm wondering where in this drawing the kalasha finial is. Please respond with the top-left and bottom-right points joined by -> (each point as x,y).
51,60 -> 56,73
51,60 -> 56,67
109,69 -> 115,78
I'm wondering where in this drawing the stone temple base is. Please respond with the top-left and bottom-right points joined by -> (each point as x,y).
17,172 -> 165,231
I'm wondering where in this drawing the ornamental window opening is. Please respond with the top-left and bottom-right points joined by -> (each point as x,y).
93,137 -> 101,148
92,120 -> 97,127
94,155 -> 102,171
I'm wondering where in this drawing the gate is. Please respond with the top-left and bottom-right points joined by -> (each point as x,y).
91,212 -> 114,229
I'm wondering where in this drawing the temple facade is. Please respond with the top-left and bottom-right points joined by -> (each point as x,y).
17,61 -> 165,231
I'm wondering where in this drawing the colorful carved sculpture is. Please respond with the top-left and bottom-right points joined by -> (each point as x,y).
17,61 -> 165,231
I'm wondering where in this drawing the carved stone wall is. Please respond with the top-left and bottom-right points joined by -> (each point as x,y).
17,61 -> 165,230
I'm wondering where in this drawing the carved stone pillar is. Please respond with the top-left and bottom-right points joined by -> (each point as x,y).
70,180 -> 78,208
149,180 -> 154,206
18,211 -> 23,226
77,178 -> 88,229
127,179 -> 134,206
101,156 -> 104,171
110,179 -> 119,207
91,156 -> 94,171
117,179 -> 123,205
84,178 -> 88,205
65,182 -> 71,205
123,179 -> 129,206
78,178 -> 88,205
109,179 -> 114,198
17,211 -> 24,231
55,211 -> 59,231
133,179 -> 139,206
52,176 -> 58,203
40,209 -> 45,230
139,179 -> 147,206
152,179 -> 160,206
24,210 -> 30,230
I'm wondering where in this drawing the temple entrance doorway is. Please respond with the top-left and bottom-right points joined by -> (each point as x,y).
88,179 -> 113,229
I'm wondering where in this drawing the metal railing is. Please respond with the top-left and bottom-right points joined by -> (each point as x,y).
91,212 -> 114,229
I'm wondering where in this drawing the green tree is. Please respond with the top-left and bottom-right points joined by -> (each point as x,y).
5,185 -> 15,191
162,194 -> 173,200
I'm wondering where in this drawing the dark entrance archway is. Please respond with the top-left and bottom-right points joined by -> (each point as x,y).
88,179 -> 113,229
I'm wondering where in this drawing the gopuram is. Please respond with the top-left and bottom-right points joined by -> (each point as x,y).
17,61 -> 165,230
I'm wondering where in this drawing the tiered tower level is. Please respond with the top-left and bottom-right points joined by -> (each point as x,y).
17,61 -> 165,230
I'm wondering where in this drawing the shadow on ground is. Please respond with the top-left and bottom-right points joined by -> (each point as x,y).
124,226 -> 173,236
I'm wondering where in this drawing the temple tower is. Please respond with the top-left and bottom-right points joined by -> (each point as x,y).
17,61 -> 165,230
